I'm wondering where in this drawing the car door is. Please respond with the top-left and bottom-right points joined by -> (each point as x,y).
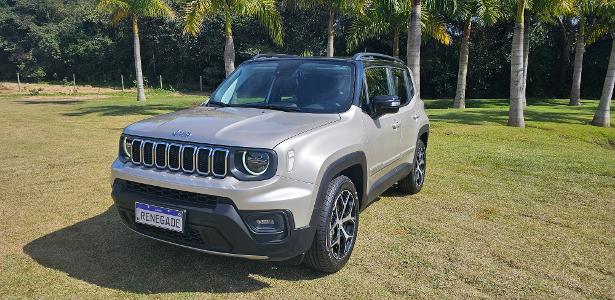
390,67 -> 420,162
361,66 -> 403,180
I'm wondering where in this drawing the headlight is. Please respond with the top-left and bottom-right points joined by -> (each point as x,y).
120,135 -> 132,161
241,151 -> 270,176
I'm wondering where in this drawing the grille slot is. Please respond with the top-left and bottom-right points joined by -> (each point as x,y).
212,149 -> 229,177
181,145 -> 196,173
131,139 -> 142,164
129,139 -> 229,178
155,142 -> 167,168
168,144 -> 181,171
196,147 -> 211,175
142,141 -> 154,166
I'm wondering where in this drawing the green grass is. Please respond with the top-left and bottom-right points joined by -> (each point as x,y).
0,91 -> 613,299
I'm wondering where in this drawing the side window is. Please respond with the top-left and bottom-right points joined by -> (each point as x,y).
407,70 -> 415,101
391,68 -> 412,105
365,67 -> 390,101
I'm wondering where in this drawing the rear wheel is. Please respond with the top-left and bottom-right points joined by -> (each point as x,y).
304,175 -> 359,273
399,139 -> 426,194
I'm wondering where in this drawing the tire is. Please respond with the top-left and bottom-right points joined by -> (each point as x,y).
304,175 -> 359,273
399,139 -> 427,194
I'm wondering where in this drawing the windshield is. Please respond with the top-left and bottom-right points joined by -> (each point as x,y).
208,60 -> 354,113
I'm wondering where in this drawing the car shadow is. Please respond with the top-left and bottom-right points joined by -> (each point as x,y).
23,206 -> 323,294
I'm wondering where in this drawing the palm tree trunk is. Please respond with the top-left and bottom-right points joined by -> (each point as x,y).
569,18 -> 585,106
558,18 -> 570,98
407,0 -> 421,98
592,38 -> 615,127
508,0 -> 526,127
392,28 -> 400,58
132,16 -> 146,101
224,12 -> 235,77
326,9 -> 335,57
454,18 -> 471,109
522,14 -> 530,107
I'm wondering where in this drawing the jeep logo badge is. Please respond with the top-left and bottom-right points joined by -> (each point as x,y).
172,130 -> 191,137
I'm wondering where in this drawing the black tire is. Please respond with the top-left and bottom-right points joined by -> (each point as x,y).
304,175 -> 359,273
399,139 -> 426,194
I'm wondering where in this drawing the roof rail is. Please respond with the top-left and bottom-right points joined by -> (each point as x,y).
251,53 -> 300,60
352,52 -> 403,63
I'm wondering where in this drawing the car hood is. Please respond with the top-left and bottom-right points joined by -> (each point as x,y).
124,106 -> 341,149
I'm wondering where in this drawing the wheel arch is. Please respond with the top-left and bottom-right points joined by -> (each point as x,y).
418,123 -> 430,147
308,151 -> 367,228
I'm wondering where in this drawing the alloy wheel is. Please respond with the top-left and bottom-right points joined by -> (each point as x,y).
328,189 -> 357,260
414,146 -> 426,187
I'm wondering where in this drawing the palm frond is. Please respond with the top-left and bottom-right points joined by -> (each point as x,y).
235,0 -> 284,45
143,0 -> 175,19
421,10 -> 452,46
182,0 -> 213,36
97,0 -> 130,13
585,23 -> 610,45
111,10 -> 129,24
347,15 -> 391,51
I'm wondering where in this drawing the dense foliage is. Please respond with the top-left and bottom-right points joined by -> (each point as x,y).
0,0 -> 612,99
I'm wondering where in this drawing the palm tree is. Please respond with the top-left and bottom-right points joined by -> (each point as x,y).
407,0 -> 422,97
447,0 -> 501,109
591,5 -> 615,127
183,0 -> 284,76
346,0 -> 451,58
520,0 -> 571,107
508,0 -> 526,127
592,37 -> 615,127
295,0 -> 367,57
567,0 -> 607,106
97,0 -> 174,101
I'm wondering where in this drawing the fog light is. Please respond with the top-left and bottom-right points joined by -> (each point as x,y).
245,213 -> 286,234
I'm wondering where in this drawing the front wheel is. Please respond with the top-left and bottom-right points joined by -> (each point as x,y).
399,139 -> 426,194
304,175 -> 359,273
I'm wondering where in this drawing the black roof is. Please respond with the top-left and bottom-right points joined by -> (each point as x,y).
248,52 -> 404,65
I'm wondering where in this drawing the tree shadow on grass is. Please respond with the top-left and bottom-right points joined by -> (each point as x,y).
63,104 -> 189,117
16,100 -> 86,105
23,207 -> 323,294
429,106 -> 593,126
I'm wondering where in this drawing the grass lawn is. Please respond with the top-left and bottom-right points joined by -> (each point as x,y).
0,88 -> 614,299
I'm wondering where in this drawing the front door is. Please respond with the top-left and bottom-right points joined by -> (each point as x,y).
361,66 -> 402,180
390,67 -> 420,161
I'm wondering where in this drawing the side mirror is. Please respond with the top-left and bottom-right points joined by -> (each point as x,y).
373,95 -> 401,116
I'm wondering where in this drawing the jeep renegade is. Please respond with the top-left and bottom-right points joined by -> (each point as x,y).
111,53 -> 429,273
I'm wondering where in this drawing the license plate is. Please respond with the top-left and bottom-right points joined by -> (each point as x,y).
135,202 -> 185,233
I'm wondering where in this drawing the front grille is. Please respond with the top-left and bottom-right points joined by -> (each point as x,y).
125,180 -> 219,207
131,138 -> 229,178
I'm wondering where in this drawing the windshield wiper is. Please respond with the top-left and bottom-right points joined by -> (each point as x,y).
207,101 -> 231,107
239,104 -> 301,112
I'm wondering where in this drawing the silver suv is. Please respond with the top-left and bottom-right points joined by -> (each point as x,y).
111,53 -> 429,273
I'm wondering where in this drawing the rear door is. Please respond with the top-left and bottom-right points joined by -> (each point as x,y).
361,66 -> 403,179
391,67 -> 420,161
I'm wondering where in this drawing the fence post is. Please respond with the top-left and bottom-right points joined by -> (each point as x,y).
72,73 -> 76,92
17,72 -> 21,92
159,75 -> 163,89
199,75 -> 203,92
121,74 -> 125,92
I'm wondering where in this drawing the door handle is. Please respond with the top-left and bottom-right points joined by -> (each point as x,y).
412,114 -> 420,120
392,121 -> 400,130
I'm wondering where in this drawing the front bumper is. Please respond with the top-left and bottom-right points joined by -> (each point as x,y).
112,179 -> 316,261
